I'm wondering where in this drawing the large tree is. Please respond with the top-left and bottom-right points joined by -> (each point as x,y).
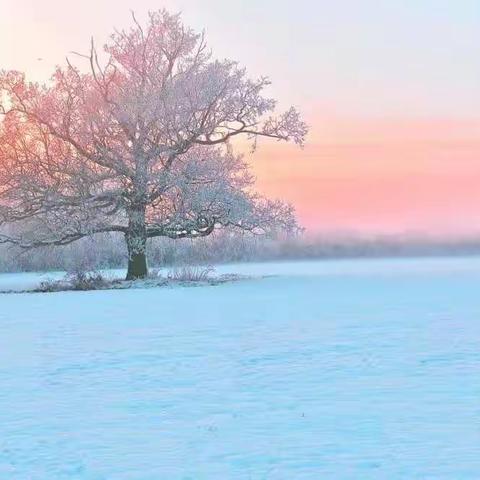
0,10 -> 307,279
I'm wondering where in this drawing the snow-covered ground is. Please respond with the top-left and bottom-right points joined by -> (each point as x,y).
1,257 -> 480,479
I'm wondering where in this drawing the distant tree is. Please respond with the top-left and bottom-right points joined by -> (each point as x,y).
0,10 -> 307,279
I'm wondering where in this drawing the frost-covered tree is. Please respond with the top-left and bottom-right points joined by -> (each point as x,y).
0,10 -> 307,279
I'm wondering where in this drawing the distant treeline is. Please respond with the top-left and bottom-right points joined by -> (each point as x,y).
2,231 -> 480,273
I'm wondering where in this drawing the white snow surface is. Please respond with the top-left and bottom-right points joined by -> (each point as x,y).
1,257 -> 480,479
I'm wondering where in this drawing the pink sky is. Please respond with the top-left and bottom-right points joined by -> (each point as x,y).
251,117 -> 480,236
2,0 -> 480,237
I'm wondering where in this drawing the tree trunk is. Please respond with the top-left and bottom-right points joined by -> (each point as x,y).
125,205 -> 148,280
126,243 -> 147,280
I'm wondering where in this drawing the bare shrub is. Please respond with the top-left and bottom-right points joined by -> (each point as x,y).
35,269 -> 111,292
65,270 -> 110,291
35,278 -> 64,293
167,265 -> 215,282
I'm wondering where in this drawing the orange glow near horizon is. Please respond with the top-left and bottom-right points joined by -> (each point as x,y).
250,117 -> 480,237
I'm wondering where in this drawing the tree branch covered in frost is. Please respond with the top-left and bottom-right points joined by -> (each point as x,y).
0,9 -> 307,273
145,147 -> 298,239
